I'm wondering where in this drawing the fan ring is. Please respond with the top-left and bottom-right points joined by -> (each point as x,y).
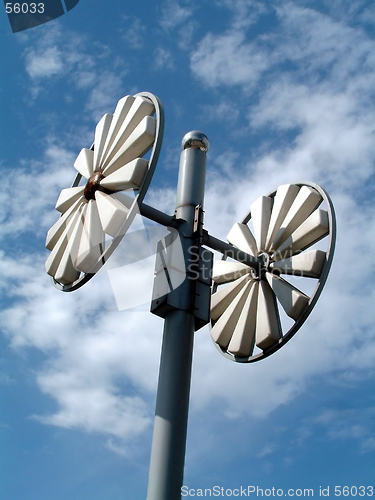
211,181 -> 336,363
50,91 -> 164,292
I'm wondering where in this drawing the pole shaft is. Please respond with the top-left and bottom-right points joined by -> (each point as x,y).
147,310 -> 195,499
147,134 -> 209,500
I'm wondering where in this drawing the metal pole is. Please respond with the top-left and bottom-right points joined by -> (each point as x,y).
147,132 -> 209,500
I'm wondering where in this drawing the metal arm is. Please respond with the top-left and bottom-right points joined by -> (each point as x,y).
202,230 -> 263,270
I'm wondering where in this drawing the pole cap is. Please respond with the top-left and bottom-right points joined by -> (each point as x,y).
181,131 -> 209,153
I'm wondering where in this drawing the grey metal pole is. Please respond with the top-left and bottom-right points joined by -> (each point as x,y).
147,132 -> 209,500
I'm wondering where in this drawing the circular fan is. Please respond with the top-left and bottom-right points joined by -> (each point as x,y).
210,182 -> 336,362
45,92 -> 164,291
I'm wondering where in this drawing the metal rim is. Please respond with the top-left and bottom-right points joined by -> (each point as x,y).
52,92 -> 165,292
211,181 -> 336,363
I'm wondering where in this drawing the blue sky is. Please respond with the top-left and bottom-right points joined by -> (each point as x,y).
1,1 -> 375,499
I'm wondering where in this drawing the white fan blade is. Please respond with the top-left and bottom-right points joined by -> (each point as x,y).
95,191 -> 129,237
75,199 -> 105,273
73,148 -> 94,179
265,184 -> 300,251
273,209 -> 329,261
227,223 -> 258,256
211,274 -> 250,321
110,191 -> 137,211
211,281 -> 253,348
93,114 -> 113,171
46,197 -> 84,250
266,272 -> 309,321
212,260 -> 251,284
99,95 -> 136,169
100,158 -> 149,191
54,204 -> 87,284
103,116 -> 156,177
251,196 -> 273,253
272,186 -> 322,250
45,204 -> 85,278
55,186 -> 85,213
228,281 -> 259,357
101,96 -> 155,170
255,279 -> 282,350
270,249 -> 326,278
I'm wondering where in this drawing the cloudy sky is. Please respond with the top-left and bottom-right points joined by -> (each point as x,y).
1,0 -> 375,498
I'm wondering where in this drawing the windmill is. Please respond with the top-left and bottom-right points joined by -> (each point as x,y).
45,92 -> 336,500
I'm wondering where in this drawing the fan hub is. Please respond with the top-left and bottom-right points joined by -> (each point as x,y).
84,172 -> 105,200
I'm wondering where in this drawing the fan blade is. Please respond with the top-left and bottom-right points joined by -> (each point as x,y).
103,116 -> 156,177
100,158 -> 149,191
272,186 -> 322,250
265,184 -> 300,251
73,148 -> 94,179
55,186 -> 85,213
211,281 -> 253,348
273,209 -> 329,261
110,191 -> 136,210
212,260 -> 251,284
266,272 -> 309,321
251,196 -> 273,253
227,223 -> 258,256
256,279 -> 282,350
99,95 -> 136,169
211,274 -> 250,321
45,203 -> 85,278
227,281 -> 259,357
95,191 -> 129,237
54,204 -> 87,284
93,114 -> 113,171
270,249 -> 326,278
101,96 -> 155,170
75,199 -> 105,273
46,197 -> 84,250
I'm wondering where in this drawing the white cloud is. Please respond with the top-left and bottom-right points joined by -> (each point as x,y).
35,377 -> 151,440
21,24 -> 128,120
159,1 -> 193,31
359,2 -> 375,27
158,1 -> 199,50
24,25 -> 87,81
85,71 -> 126,121
176,20 -> 199,50
153,47 -> 174,70
191,30 -> 270,88
25,46 -> 63,79
122,17 -> 147,49
273,3 -> 375,82
216,0 -> 269,30
0,144 -> 75,241
202,100 -> 240,125
190,2 -> 375,92
249,82 -> 375,192
0,249 -> 164,452
305,407 -> 375,454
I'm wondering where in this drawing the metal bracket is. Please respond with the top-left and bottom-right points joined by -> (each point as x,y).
150,230 -> 213,331
193,204 -> 204,236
